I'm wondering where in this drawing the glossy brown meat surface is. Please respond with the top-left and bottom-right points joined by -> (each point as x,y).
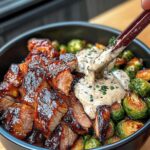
69,93 -> 92,131
45,123 -> 77,150
0,96 -> 15,112
34,88 -> 68,138
28,38 -> 59,58
0,38 -> 92,149
27,129 -> 45,146
1,103 -> 34,139
59,53 -> 78,71
4,64 -> 23,87
0,81 -> 18,98
94,105 -> 110,142
63,108 -> 86,134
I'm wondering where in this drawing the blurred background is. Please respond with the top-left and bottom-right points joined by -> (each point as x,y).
0,0 -> 126,47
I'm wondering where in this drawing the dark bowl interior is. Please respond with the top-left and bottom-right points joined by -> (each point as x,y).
0,22 -> 150,150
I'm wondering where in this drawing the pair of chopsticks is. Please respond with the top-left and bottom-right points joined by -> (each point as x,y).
112,10 -> 150,51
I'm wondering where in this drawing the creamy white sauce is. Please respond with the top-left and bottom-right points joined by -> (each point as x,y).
74,46 -> 129,119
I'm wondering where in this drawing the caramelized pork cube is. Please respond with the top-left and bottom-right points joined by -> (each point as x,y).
19,62 -> 29,75
28,38 -> 59,58
69,93 -> 92,131
60,123 -> 77,150
4,64 -> 22,87
59,53 -> 77,71
1,103 -> 34,139
47,60 -> 73,95
34,88 -> 68,138
27,129 -> 45,146
63,108 -> 86,134
0,96 -> 15,112
45,125 -> 62,149
19,69 -> 48,108
45,123 -> 77,150
94,105 -> 110,142
0,81 -> 18,98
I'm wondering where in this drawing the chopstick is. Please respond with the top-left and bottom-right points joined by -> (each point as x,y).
112,10 -> 150,51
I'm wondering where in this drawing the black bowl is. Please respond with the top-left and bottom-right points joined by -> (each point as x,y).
0,22 -> 150,150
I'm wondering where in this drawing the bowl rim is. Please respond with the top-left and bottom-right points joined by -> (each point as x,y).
0,21 -> 150,150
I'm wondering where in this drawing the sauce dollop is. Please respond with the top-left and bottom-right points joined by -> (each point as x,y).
74,47 -> 129,119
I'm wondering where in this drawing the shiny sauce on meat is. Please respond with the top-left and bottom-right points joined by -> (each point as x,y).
74,47 -> 129,119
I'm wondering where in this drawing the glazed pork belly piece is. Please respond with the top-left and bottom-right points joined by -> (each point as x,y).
94,105 -> 111,142
45,123 -> 77,150
59,53 -> 78,71
27,129 -> 45,146
0,96 -> 15,112
0,81 -> 18,98
19,68 -> 48,108
4,64 -> 23,87
63,108 -> 86,135
69,93 -> 92,131
1,103 -> 34,139
0,64 -> 23,98
46,60 -> 73,95
27,38 -> 59,58
34,87 -> 68,138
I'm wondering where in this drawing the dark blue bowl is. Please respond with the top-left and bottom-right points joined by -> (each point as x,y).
0,22 -> 150,150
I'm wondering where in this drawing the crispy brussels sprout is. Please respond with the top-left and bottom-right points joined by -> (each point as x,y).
106,120 -> 115,139
125,58 -> 143,79
84,137 -> 101,149
145,97 -> 150,115
116,119 -> 144,139
111,102 -> 125,122
136,69 -> 150,81
129,78 -> 150,97
104,136 -> 121,145
121,50 -> 134,61
71,137 -> 84,150
52,40 -> 60,49
123,93 -> 148,119
67,39 -> 85,53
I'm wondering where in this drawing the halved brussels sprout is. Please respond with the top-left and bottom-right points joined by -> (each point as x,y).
111,102 -> 125,122
125,65 -> 137,79
116,119 -> 144,139
84,137 -> 101,150
123,93 -> 148,119
121,50 -> 134,61
67,39 -> 85,53
129,78 -> 150,97
145,97 -> 150,115
106,120 -> 115,139
136,69 -> 150,81
104,136 -> 121,145
71,137 -> 84,150
125,58 -> 143,79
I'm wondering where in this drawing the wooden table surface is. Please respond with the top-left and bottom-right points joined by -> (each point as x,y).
0,0 -> 150,149
90,0 -> 150,150
90,0 -> 150,48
